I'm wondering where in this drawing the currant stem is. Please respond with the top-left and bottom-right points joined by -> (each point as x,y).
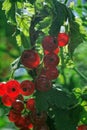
73,67 -> 87,81
60,47 -> 67,85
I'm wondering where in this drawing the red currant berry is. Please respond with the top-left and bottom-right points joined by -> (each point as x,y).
57,33 -> 69,47
44,47 -> 60,55
43,53 -> 59,67
28,123 -> 34,129
42,36 -> 58,52
0,82 -> 6,96
6,80 -> 20,98
12,100 -> 24,112
35,76 -> 51,92
15,116 -> 26,128
46,67 -> 59,80
24,115 -> 31,127
26,98 -> 35,111
20,80 -> 35,96
21,50 -> 40,69
2,94 -> 15,106
77,125 -> 87,130
8,109 -> 21,122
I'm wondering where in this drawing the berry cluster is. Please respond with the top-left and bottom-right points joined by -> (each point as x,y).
0,32 -> 69,130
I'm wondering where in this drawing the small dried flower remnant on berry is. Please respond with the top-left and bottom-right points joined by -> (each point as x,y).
20,80 -> 35,96
6,80 -> 20,98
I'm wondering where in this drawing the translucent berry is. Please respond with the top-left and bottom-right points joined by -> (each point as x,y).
46,67 -> 59,80
43,53 -> 59,67
12,100 -> 24,112
57,33 -> 69,47
21,50 -> 40,69
2,94 -> 15,106
42,36 -> 58,52
15,116 -> 26,128
35,76 -> 51,92
26,98 -> 35,111
44,47 -> 60,55
6,80 -> 20,98
8,109 -> 21,122
0,82 -> 6,96
20,80 -> 35,96
28,123 -> 34,129
77,125 -> 87,130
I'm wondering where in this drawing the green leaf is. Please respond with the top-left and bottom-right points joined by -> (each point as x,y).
35,87 -> 78,112
54,106 -> 82,130
2,0 -> 12,14
49,1 -> 68,36
2,0 -> 16,24
68,21 -> 85,56
27,0 -> 36,4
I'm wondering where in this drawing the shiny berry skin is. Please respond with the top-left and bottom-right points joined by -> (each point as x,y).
35,76 -> 51,92
57,33 -> 69,47
0,82 -> 6,96
20,80 -> 35,96
15,116 -> 26,128
46,67 -> 59,80
44,47 -> 60,55
8,109 -> 21,122
12,100 -> 24,112
6,80 -> 20,98
26,98 -> 35,111
42,36 -> 58,52
43,53 -> 59,67
21,50 -> 40,69
2,94 -> 15,106
28,123 -> 34,129
77,125 -> 87,130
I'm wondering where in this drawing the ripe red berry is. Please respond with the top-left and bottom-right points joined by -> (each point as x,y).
20,80 -> 35,96
43,53 -> 59,67
0,82 -> 6,96
44,47 -> 60,55
57,33 -> 69,47
46,67 -> 59,80
15,116 -> 26,128
21,50 -> 40,69
28,123 -> 34,129
42,36 -> 58,52
2,94 -> 15,106
26,98 -> 35,111
6,80 -> 20,98
35,76 -> 52,92
8,109 -> 21,122
12,100 -> 24,112
77,125 -> 87,130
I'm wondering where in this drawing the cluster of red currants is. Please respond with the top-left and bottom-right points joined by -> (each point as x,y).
0,32 -> 69,130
